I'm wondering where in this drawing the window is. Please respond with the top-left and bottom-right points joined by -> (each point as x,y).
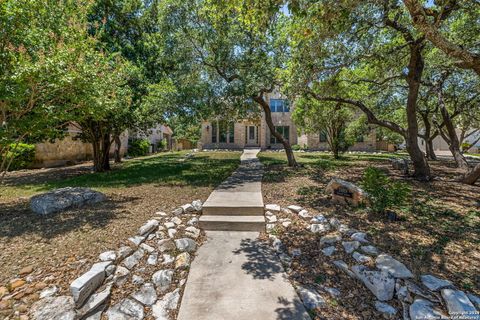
270,126 -> 289,144
213,120 -> 234,143
270,99 -> 290,112
319,130 -> 328,143
211,122 -> 217,143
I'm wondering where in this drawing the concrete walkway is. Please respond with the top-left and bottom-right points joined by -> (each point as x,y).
178,149 -> 310,320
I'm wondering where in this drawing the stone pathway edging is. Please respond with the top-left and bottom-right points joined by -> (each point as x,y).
265,203 -> 480,319
28,200 -> 205,320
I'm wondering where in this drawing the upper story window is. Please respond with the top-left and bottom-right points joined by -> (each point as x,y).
270,99 -> 290,112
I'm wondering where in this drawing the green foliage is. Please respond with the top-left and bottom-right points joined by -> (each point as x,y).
128,139 -> 151,157
361,166 -> 410,215
157,139 -> 167,151
0,143 -> 35,171
291,144 -> 306,151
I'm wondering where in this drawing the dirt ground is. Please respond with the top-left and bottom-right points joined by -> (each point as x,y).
261,154 -> 479,319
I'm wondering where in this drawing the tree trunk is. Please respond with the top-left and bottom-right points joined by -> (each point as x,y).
101,133 -> 111,171
437,84 -> 470,170
462,163 -> 480,185
405,43 -> 431,180
114,134 -> 122,163
253,95 -> 298,167
425,138 -> 437,161
92,139 -> 103,172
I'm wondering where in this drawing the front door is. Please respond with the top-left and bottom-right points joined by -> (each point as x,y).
247,126 -> 257,145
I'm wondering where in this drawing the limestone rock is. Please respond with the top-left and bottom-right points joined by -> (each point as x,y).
171,217 -> 182,225
152,289 -> 180,319
420,275 -> 453,291
147,252 -> 159,266
333,260 -> 355,278
352,265 -> 395,301
132,283 -> 157,306
187,217 -> 199,226
191,200 -> 203,212
164,222 -> 175,229
352,252 -> 372,263
298,209 -> 311,218
138,219 -> 159,236
376,254 -> 413,279
152,270 -> 174,292
172,207 -> 183,215
140,243 -> 155,253
321,246 -> 336,256
320,233 -> 342,245
175,238 -> 197,252
162,254 -> 174,265
181,203 -> 195,213
99,251 -> 117,262
287,205 -> 303,213
342,241 -> 360,254
297,286 -> 326,310
77,285 -> 111,318
329,217 -> 341,228
168,228 -> 177,238
185,226 -> 200,239
122,249 -> 144,270
128,235 -> 146,247
158,239 -> 175,252
360,245 -> 379,256
409,298 -> 447,320
117,246 -> 133,260
39,286 -> 58,299
374,301 -> 397,319
267,215 -> 278,223
441,289 -> 478,318
175,252 -> 191,269
310,223 -> 330,234
350,232 -> 369,243
30,187 -> 106,215
467,293 -> 480,310
265,204 -> 280,212
311,215 -> 328,224
106,298 -> 144,320
113,266 -> 130,287
325,178 -> 366,206
30,296 -> 76,320
132,275 -> 144,285
70,267 -> 105,307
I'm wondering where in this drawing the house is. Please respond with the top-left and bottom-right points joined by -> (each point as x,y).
418,129 -> 480,155
33,124 -> 173,168
131,124 -> 173,153
199,90 -> 380,151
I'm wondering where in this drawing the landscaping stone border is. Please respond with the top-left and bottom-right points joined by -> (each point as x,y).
28,200 -> 204,320
264,203 -> 480,319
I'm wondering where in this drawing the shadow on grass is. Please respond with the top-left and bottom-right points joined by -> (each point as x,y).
0,196 -> 139,240
4,153 -> 240,194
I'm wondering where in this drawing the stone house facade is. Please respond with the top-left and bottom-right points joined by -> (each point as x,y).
199,90 -> 379,151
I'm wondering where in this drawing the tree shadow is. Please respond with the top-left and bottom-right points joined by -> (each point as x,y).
274,296 -> 311,320
232,237 -> 283,281
0,195 -> 139,240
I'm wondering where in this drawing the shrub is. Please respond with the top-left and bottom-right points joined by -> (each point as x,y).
361,166 -> 410,215
461,142 -> 472,151
291,144 -> 302,151
157,139 -> 167,151
0,143 -> 36,171
128,139 -> 150,157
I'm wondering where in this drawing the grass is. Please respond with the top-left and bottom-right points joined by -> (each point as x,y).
258,150 -> 406,167
0,151 -> 241,200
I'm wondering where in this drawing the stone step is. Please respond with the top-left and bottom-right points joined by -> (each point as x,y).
199,215 -> 265,232
202,205 -> 264,216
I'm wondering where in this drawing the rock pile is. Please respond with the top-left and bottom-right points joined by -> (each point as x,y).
264,203 -> 480,319
28,199 -> 204,320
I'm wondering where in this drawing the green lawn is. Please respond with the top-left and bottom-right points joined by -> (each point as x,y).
0,151 -> 241,200
258,151 -> 405,169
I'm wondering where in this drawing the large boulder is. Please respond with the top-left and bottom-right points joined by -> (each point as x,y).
30,187 -> 106,215
325,178 -> 366,206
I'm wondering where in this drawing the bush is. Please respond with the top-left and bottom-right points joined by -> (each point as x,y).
292,144 -> 307,151
128,139 -> 150,157
0,143 -> 36,171
361,166 -> 410,215
157,139 -> 167,151
461,142 -> 472,151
